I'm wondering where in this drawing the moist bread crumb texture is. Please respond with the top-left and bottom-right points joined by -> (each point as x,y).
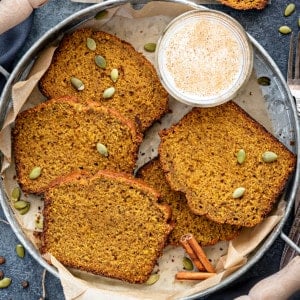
13,96 -> 142,194
159,101 -> 296,227
218,0 -> 268,10
41,171 -> 173,284
39,29 -> 169,132
137,158 -> 241,246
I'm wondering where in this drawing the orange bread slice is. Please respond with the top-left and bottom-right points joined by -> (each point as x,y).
218,0 -> 268,10
159,101 -> 296,227
137,158 -> 240,245
41,170 -> 173,283
13,96 -> 142,194
39,29 -> 169,132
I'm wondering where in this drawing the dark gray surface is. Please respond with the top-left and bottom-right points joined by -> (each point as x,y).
0,0 -> 299,299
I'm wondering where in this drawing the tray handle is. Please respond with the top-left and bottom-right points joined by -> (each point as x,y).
0,66 -> 10,81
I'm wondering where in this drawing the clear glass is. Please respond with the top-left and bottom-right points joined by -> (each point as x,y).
156,9 -> 254,107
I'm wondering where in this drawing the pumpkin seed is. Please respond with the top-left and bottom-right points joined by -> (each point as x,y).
96,143 -> 108,157
19,203 -> 30,215
110,68 -> 119,83
262,151 -> 278,163
284,3 -> 296,17
95,55 -> 106,69
0,277 -> 11,289
182,257 -> 194,270
232,187 -> 245,199
279,25 -> 292,34
86,37 -> 96,51
94,10 -> 108,20
237,149 -> 246,164
70,77 -> 84,91
257,76 -> 271,86
103,87 -> 115,99
29,166 -> 41,180
11,187 -> 21,201
16,244 -> 25,258
145,273 -> 159,285
144,42 -> 156,52
14,200 -> 29,210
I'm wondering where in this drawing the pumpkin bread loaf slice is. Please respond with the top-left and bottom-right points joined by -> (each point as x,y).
137,158 -> 241,246
41,170 -> 173,283
159,101 -> 296,227
13,96 -> 142,194
218,0 -> 268,10
39,29 -> 169,132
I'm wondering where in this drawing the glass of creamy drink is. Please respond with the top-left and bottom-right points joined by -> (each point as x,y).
156,9 -> 253,107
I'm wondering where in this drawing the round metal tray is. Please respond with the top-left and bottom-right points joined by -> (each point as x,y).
0,0 -> 299,298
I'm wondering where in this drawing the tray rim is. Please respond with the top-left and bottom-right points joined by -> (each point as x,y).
0,0 -> 299,298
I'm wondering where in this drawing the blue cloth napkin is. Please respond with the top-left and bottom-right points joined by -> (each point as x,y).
0,14 -> 33,92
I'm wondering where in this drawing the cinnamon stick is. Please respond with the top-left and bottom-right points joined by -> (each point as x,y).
175,271 -> 216,281
182,233 -> 216,273
180,235 -> 205,271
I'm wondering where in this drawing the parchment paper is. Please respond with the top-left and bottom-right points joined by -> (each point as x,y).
0,2 -> 285,299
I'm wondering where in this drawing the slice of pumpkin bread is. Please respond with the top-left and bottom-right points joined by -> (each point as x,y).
218,0 -> 268,10
13,96 -> 142,194
39,29 -> 169,132
41,170 -> 173,283
137,158 -> 240,246
159,101 -> 296,227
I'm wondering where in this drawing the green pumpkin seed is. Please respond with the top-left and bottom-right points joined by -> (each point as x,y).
19,203 -> 30,215
11,187 -> 21,201
70,77 -> 84,91
257,76 -> 271,86
144,42 -> 156,52
182,257 -> 194,270
284,3 -> 296,17
279,25 -> 292,34
86,37 -> 97,51
262,151 -> 278,163
14,200 -> 29,210
110,68 -> 119,83
103,87 -> 115,99
95,55 -> 106,69
96,143 -> 108,157
0,277 -> 12,289
16,244 -> 25,258
145,273 -> 159,285
94,10 -> 108,20
237,149 -> 246,164
29,166 -> 41,180
233,187 -> 245,199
